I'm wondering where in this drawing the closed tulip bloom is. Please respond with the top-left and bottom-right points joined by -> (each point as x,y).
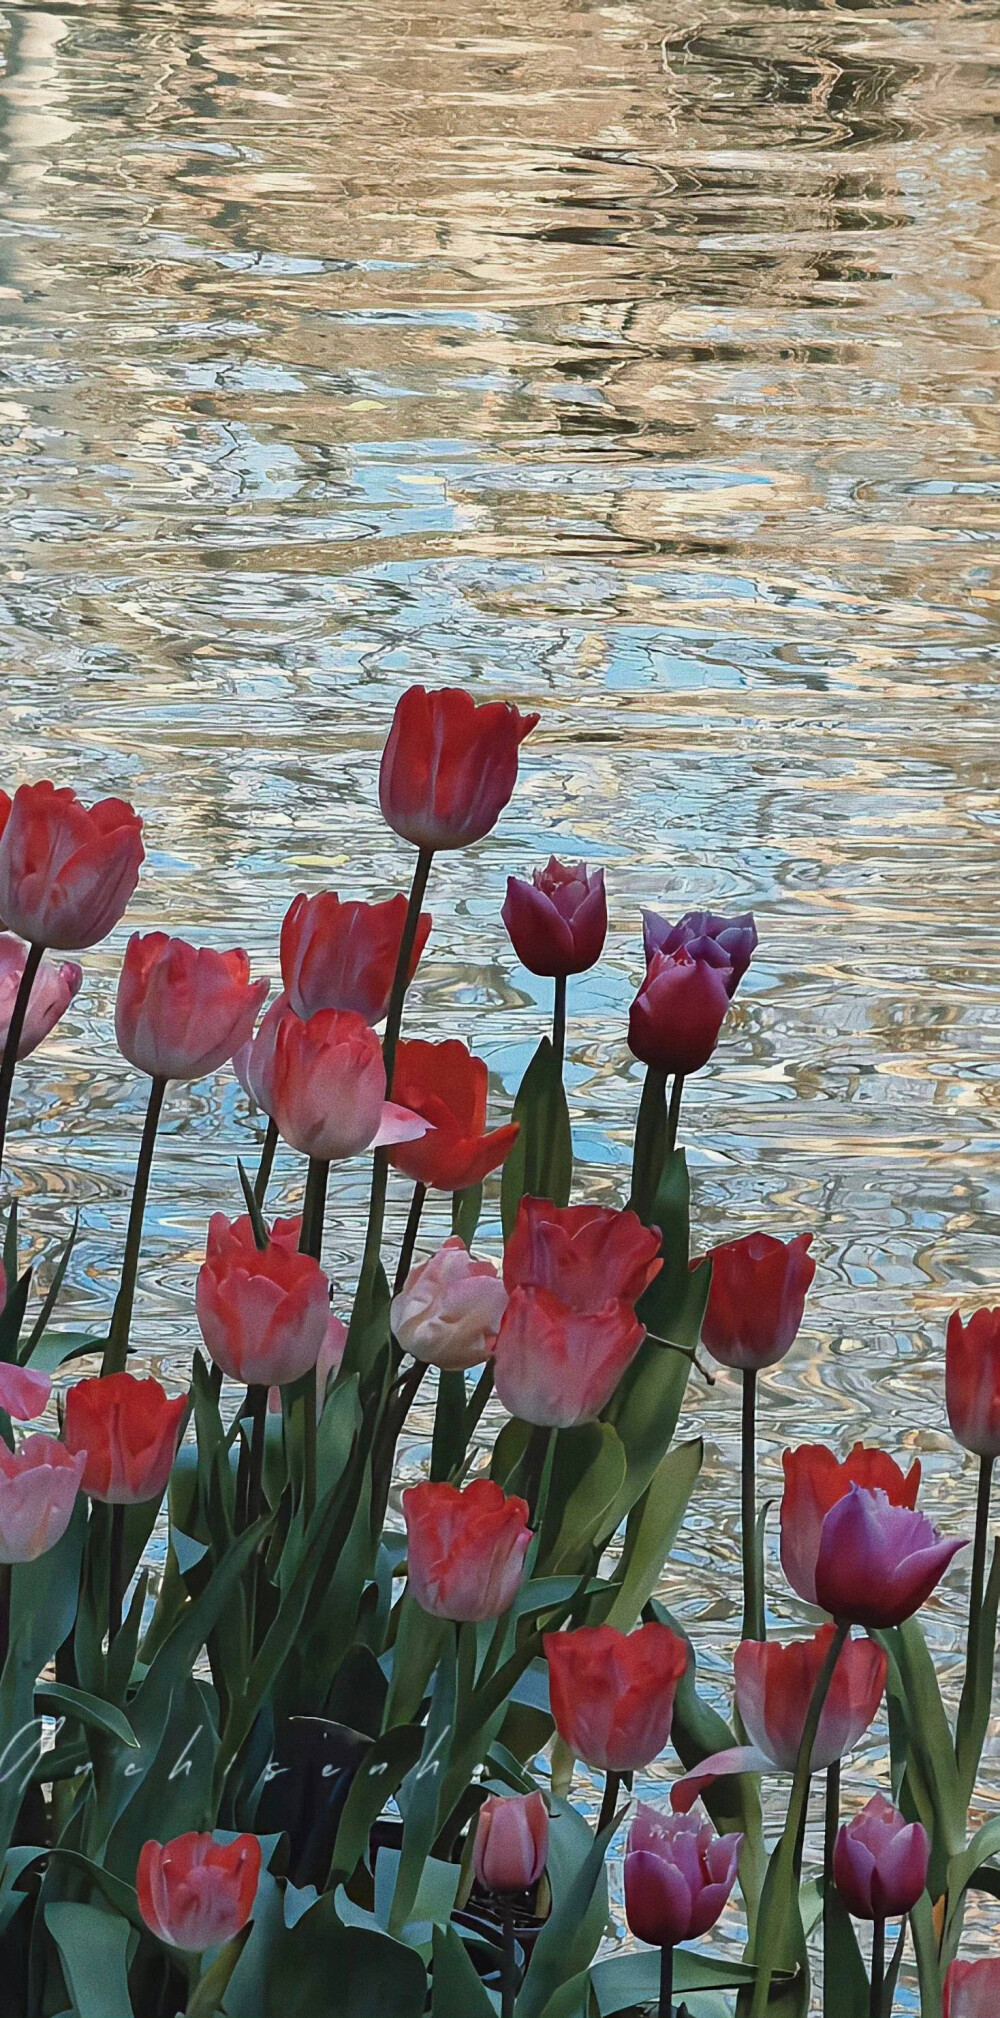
0,782 -> 143,950
945,1959 -> 1000,2017
474,1792 -> 549,1895
625,1805 -> 742,1949
671,1628 -> 887,1811
700,1231 -> 816,1372
0,1361 -> 51,1422
493,1285 -> 645,1427
379,684 -> 539,852
780,1442 -> 922,1607
502,859 -> 607,978
0,1435 -> 86,1563
403,1477 -> 531,1622
0,936 -> 82,1059
63,1374 -> 186,1506
387,1039 -> 518,1191
391,1236 -> 508,1371
196,1212 -> 331,1387
544,1622 -> 688,1773
628,947 -> 732,1077
946,1308 -> 1000,1460
259,1007 -> 429,1162
280,890 -> 431,1025
643,909 -> 758,998
833,1795 -> 929,1920
137,1831 -> 261,1951
116,934 -> 268,1082
503,1197 -> 662,1310
815,1486 -> 965,1628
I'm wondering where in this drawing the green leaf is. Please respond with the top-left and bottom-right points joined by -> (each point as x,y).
515,1800 -> 612,2018
945,1816 -> 1000,1949
956,1535 -> 1000,1804
536,1975 -> 590,2018
877,1618 -> 966,1875
629,1066 -> 666,1223
430,1370 -> 468,1482
602,1336 -> 692,1521
20,1330 -> 105,1375
0,1265 -> 32,1365
237,1157 -> 270,1248
389,1634 -> 457,1935
540,1424 -> 627,1573
638,1150 -> 711,1350
329,1724 -> 424,1885
224,1891 -> 427,2018
451,1185 -> 483,1247
591,1947 -> 760,2013
501,1038 -> 572,1240
429,1923 -> 495,2018
606,1438 -> 702,1627
19,1214 -> 79,1363
35,1683 -> 138,1750
46,1902 -> 135,2018
820,1885 -> 869,2016
2,1203 -> 16,1289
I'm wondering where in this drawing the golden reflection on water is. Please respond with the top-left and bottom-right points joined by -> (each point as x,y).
3,0 -> 1000,1999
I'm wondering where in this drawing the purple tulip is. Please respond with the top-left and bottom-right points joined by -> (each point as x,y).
643,908 -> 758,998
815,1485 -> 966,1629
628,946 -> 732,1077
624,1803 -> 742,1949
834,1795 -> 929,1920
502,858 -> 607,978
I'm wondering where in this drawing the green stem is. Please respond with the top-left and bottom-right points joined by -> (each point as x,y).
108,1502 -> 126,1645
299,1157 -> 329,1264
597,1769 -> 621,1837
0,942 -> 44,1173
500,1903 -> 517,2018
0,1561 -> 12,1671
551,973 -> 567,1072
966,1454 -> 994,1709
665,1071 -> 685,1155
358,847 -> 433,1297
393,1181 -> 427,1294
659,1943 -> 674,2018
246,1385 -> 267,1527
103,1075 -> 168,1375
253,1117 -> 278,1207
741,1369 -> 763,1641
870,1917 -> 885,2018
630,1065 -> 667,1221
823,1758 -> 840,2012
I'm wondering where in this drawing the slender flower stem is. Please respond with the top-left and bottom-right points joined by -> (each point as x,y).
108,1502 -> 126,1645
499,1904 -> 517,2018
597,1770 -> 621,1838
551,974 -> 567,1072
870,1917 -> 885,2018
0,942 -> 43,1174
253,1117 -> 279,1207
659,1943 -> 674,2018
630,1066 -> 667,1221
103,1075 -> 168,1376
393,1182 -> 427,1294
0,1562 -> 12,1671
823,1758 -> 841,2012
965,1454 -> 994,1708
358,848 -> 434,1296
246,1384 -> 267,1526
299,1157 -> 329,1264
665,1072 -> 685,1156
741,1369 -> 763,1642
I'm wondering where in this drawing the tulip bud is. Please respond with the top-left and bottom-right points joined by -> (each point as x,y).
137,1831 -> 261,1951
0,782 -> 143,950
544,1622 -> 687,1774
280,890 -> 431,1025
0,1434 -> 86,1562
403,1477 -> 531,1623
946,1308 -> 1000,1460
391,1236 -> 507,1371
700,1231 -> 815,1372
63,1374 -> 186,1506
945,1959 -> 1000,2017
493,1286 -> 645,1428
624,1804 -> 741,1948
379,684 -> 538,852
196,1212 -> 332,1388
115,934 -> 268,1082
503,1197 -> 661,1308
258,1006 -> 429,1162
833,1795 -> 929,1920
0,935 -> 82,1060
501,859 -> 607,977
473,1792 -> 549,1895
628,946 -> 732,1077
815,1486 -> 965,1629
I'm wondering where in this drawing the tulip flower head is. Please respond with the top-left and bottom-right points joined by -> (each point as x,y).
280,890 -> 431,1025
387,1038 -> 518,1191
624,1803 -> 742,1949
628,946 -> 732,1077
502,858 -> 607,977
0,782 -> 143,950
196,1211 -> 332,1387
503,1198 -> 661,1310
403,1477 -> 531,1622
0,1361 -> 51,1423
814,1487 -> 965,1629
946,1308 -> 1000,1460
391,1236 -> 508,1371
116,934 -> 269,1083
473,1791 -> 549,1895
643,908 -> 758,998
833,1794 -> 929,1921
0,936 -> 82,1060
379,684 -> 538,852
137,1831 -> 261,1951
259,1006 -> 430,1162
0,1435 -> 86,1563
700,1230 -> 815,1372
544,1622 -> 688,1774
944,1959 -> 1000,2017
780,1442 -> 921,1607
63,1374 -> 186,1506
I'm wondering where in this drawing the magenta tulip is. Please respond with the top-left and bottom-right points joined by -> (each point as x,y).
814,1486 -> 965,1628
833,1795 -> 929,1920
624,1804 -> 741,1948
501,858 -> 607,977
945,1960 -> 1000,2017
643,908 -> 757,997
628,946 -> 732,1076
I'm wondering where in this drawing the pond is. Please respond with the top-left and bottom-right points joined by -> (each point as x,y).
2,0 -> 999,2003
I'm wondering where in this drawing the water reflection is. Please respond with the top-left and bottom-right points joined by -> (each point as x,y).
3,0 -> 1000,2000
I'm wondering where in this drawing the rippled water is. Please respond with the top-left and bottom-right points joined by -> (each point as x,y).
3,0 -> 1000,2002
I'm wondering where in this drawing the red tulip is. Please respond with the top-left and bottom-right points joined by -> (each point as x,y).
137,1831 -> 261,1950
624,1804 -> 741,1948
473,1792 -> 549,1894
196,1212 -> 332,1387
0,782 -> 143,950
403,1477 -> 531,1622
256,1005 -> 429,1162
700,1231 -> 815,1372
116,934 -> 268,1082
946,1308 -> 1000,1460
0,1434 -> 85,1562
493,1285 -> 644,1427
280,890 -> 431,1025
0,935 -> 82,1060
815,1486 -> 965,1628
503,1197 -> 661,1309
387,1039 -> 518,1191
945,1960 -> 1000,2017
379,684 -> 538,852
544,1622 -> 688,1773
671,1628 -> 887,1811
391,1236 -> 508,1371
628,946 -> 732,1076
63,1374 -> 186,1505
833,1795 -> 929,1920
780,1442 -> 921,1606
643,909 -> 758,998
0,1360 -> 51,1422
501,859 -> 607,977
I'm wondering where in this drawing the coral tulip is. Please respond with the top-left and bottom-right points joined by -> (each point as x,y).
257,1006 -> 429,1162
379,684 -> 538,852
544,1622 -> 688,1774
403,1477 -> 531,1622
624,1804 -> 741,1948
815,1486 -> 965,1628
643,908 -> 758,998
387,1038 -> 518,1191
945,1959 -> 1000,2017
501,859 -> 607,977
833,1795 -> 929,1920
628,946 -> 732,1077
0,782 -> 143,951
780,1442 -> 921,1606
946,1308 -> 1000,1460
0,936 -> 82,1060
700,1231 -> 815,1372
280,890 -> 431,1025
196,1212 -> 332,1387
116,934 -> 268,1082
0,1361 -> 51,1422
503,1197 -> 661,1309
63,1374 -> 186,1505
137,1831 -> 261,1951
473,1792 -> 549,1894
0,1435 -> 86,1563
391,1236 -> 508,1371
493,1285 -> 645,1427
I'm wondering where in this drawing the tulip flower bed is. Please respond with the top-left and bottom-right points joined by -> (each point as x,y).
0,685 -> 997,2018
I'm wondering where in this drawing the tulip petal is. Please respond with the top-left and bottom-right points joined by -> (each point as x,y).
0,1362 -> 52,1422
373,1102 -> 434,1147
670,1746 -> 772,1814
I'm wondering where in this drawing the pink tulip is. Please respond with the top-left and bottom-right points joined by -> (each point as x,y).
391,1237 -> 507,1371
833,1795 -> 929,1920
0,935 -> 82,1060
196,1212 -> 332,1387
503,1198 -> 661,1309
501,859 -> 607,977
492,1285 -> 645,1428
137,1832 -> 261,1951
379,684 -> 538,852
257,1005 -> 430,1162
628,946 -> 732,1076
815,1486 -> 965,1628
473,1792 -> 549,1894
116,934 -> 268,1082
945,1960 -> 1000,2017
268,1312 -> 347,1419
403,1478 -> 531,1622
624,1804 -> 742,1948
280,890 -> 431,1025
0,1434 -> 86,1562
0,782 -> 143,950
0,1361 -> 51,1422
